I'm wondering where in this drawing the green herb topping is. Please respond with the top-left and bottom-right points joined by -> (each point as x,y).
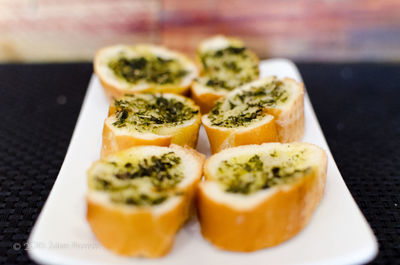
112,94 -> 199,132
92,152 -> 183,206
109,55 -> 189,85
208,80 -> 288,128
199,45 -> 259,91
216,152 -> 311,194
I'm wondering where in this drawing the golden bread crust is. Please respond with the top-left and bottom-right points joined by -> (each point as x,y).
87,195 -> 185,257
190,85 -> 224,114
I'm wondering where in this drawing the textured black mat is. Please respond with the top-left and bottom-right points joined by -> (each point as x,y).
300,64 -> 400,265
0,64 -> 92,264
0,63 -> 398,264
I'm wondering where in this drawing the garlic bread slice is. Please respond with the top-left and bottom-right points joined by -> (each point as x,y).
87,145 -> 205,257
95,44 -> 198,99
202,76 -> 304,153
102,93 -> 201,157
197,142 -> 327,251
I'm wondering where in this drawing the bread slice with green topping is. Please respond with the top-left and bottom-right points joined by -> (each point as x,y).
190,36 -> 259,113
87,144 -> 205,257
101,93 -> 201,157
202,76 -> 304,153
94,44 -> 198,99
197,142 -> 327,252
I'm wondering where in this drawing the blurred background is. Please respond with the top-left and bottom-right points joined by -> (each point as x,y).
0,0 -> 399,62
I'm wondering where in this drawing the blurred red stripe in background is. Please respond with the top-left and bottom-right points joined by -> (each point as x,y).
0,0 -> 399,62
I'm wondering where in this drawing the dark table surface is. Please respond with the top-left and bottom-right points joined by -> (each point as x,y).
0,63 -> 399,265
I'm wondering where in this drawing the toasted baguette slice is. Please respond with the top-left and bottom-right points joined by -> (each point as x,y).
101,93 -> 201,157
190,36 -> 259,113
197,142 -> 327,252
87,145 -> 205,257
202,76 -> 304,153
94,44 -> 198,99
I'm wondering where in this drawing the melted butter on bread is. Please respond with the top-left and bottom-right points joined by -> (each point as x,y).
207,77 -> 295,128
215,147 -> 312,194
108,93 -> 199,133
94,44 -> 198,96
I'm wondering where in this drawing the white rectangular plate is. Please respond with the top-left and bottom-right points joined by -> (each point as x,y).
28,59 -> 377,265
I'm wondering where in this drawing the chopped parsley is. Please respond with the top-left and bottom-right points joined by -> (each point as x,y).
109,55 -> 188,85
112,94 -> 199,132
208,80 -> 289,128
92,152 -> 184,206
114,152 -> 182,190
